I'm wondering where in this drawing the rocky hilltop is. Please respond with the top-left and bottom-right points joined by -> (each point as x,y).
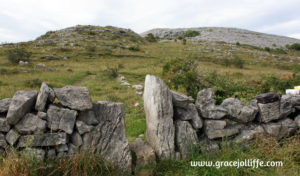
141,27 -> 300,48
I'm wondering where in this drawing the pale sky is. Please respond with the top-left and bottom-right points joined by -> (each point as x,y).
0,0 -> 300,43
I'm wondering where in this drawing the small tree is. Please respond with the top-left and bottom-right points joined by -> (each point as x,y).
184,30 -> 200,37
145,33 -> 157,42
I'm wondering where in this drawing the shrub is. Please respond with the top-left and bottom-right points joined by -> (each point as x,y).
236,42 -> 240,46
105,65 -> 119,78
5,48 -> 31,64
128,45 -> 140,51
163,58 -> 199,98
232,57 -> 245,69
288,43 -> 300,50
182,39 -> 187,45
145,33 -> 157,42
184,30 -> 200,37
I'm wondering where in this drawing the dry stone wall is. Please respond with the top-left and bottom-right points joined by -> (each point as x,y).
143,75 -> 300,161
0,83 -> 132,172
1,75 -> 300,173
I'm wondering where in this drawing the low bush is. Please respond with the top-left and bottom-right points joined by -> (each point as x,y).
145,33 -> 157,42
24,79 -> 42,88
232,57 -> 245,69
5,48 -> 32,64
184,30 -> 200,37
287,43 -> 300,51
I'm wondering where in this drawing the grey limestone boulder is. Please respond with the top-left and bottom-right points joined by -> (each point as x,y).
144,75 -> 175,159
221,98 -> 258,123
0,133 -> 7,148
77,109 -> 99,125
71,131 -> 83,146
0,98 -> 11,113
47,105 -> 77,134
6,129 -> 20,146
279,95 -> 293,119
175,120 -> 198,159
24,148 -> 45,160
15,113 -> 46,134
76,121 -> 94,135
18,133 -> 68,147
54,86 -> 93,111
35,82 -> 53,112
83,101 -> 132,172
295,115 -> 300,128
204,120 -> 244,139
0,118 -> 11,132
6,90 -> 38,125
257,101 -> 280,123
171,90 -> 194,108
232,125 -> 265,144
263,118 -> 297,139
130,138 -> 156,168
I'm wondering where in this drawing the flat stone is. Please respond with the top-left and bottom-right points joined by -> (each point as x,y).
35,82 -> 53,112
130,138 -> 156,168
174,104 -> 203,129
18,133 -> 68,147
57,144 -> 68,152
0,98 -> 11,113
47,105 -> 77,134
171,90 -> 194,108
76,121 -> 94,135
15,113 -> 46,134
77,108 -> 99,125
195,88 -> 215,118
71,131 -> 83,146
221,98 -> 258,123
204,120 -> 243,139
0,118 -> 11,132
144,75 -> 175,159
54,86 -> 93,111
5,129 -> 20,146
175,121 -> 198,159
256,93 -> 280,104
6,90 -> 38,125
257,101 -> 280,123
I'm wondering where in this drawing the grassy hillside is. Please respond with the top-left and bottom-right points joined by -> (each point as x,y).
0,25 -> 299,175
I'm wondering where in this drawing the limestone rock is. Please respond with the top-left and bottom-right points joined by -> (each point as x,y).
144,75 -> 175,159
198,137 -> 220,153
47,149 -> 56,159
174,103 -> 203,129
196,89 -> 227,119
6,90 -> 38,125
47,105 -> 77,134
232,125 -> 265,144
0,98 -> 11,113
263,118 -> 297,139
86,101 -> 132,172
24,148 -> 45,160
37,111 -> 47,120
204,120 -> 243,139
175,121 -> 198,159
54,86 -> 93,111
171,90 -> 193,108
132,85 -> 144,91
280,95 -> 293,119
76,121 -> 94,135
130,138 -> 156,168
0,118 -> 11,132
71,131 -> 83,146
35,82 -> 53,112
6,129 -> 20,146
77,109 -> 99,125
195,88 -> 215,118
221,98 -> 258,123
295,115 -> 300,128
18,133 -> 68,147
257,101 -> 280,123
15,113 -> 46,134
0,133 -> 7,148
57,144 -> 68,152
256,93 -> 280,104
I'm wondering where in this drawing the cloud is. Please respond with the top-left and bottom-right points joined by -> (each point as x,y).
0,0 -> 299,42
